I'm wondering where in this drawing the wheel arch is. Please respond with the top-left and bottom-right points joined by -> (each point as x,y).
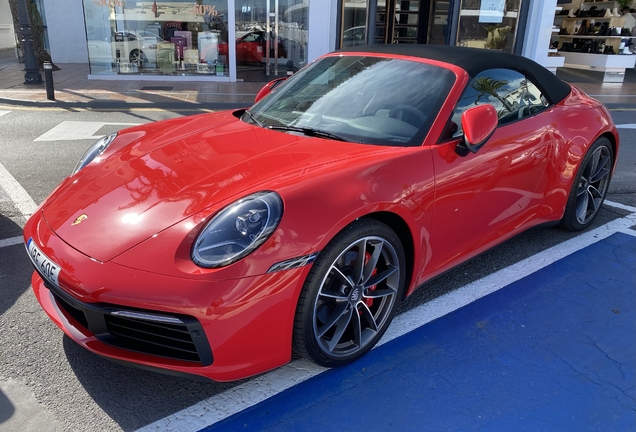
363,211 -> 415,299
599,131 -> 618,170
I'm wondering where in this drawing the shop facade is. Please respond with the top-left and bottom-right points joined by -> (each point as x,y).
337,0 -> 634,79
31,0 -> 631,83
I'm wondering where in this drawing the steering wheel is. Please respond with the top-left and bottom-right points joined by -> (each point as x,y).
518,105 -> 531,119
388,105 -> 427,128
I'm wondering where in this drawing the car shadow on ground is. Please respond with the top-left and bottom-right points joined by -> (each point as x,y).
0,214 -> 30,317
62,336 -> 249,431
0,388 -> 15,424
397,206 -> 630,314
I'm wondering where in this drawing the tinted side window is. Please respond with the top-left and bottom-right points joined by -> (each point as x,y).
447,68 -> 549,139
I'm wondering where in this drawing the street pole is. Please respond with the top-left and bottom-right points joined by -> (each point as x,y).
18,0 -> 43,85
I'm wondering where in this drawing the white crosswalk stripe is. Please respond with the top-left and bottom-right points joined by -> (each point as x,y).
0,162 -> 38,218
34,121 -> 142,142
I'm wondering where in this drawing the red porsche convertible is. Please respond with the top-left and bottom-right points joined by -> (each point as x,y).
24,45 -> 618,382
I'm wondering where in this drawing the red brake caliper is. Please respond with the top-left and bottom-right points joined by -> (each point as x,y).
364,252 -> 377,307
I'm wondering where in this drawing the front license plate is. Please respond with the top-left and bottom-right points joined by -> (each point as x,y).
26,238 -> 62,287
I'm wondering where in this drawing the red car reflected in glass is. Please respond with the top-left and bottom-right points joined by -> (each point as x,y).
219,31 -> 288,63
24,45 -> 619,382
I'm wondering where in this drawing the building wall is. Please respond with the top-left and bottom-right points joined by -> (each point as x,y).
521,0 -> 563,68
522,0 -> 558,64
44,0 -> 88,63
308,0 -> 338,62
0,0 -> 16,49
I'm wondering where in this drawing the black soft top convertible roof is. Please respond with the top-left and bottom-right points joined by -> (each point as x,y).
337,45 -> 571,105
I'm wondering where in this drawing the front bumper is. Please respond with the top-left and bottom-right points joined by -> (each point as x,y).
26,211 -> 311,382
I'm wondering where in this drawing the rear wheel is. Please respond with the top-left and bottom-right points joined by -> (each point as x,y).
293,219 -> 406,367
561,136 -> 614,231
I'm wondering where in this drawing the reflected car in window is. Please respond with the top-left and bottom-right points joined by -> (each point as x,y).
111,30 -> 165,66
218,31 -> 292,63
24,45 -> 619,382
342,26 -> 366,47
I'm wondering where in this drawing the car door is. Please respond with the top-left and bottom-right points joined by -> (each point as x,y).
425,68 -> 553,278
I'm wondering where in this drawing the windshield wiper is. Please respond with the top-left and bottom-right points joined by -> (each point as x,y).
267,125 -> 356,142
243,110 -> 264,128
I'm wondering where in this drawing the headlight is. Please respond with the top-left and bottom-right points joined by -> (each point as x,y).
72,133 -> 118,175
192,191 -> 283,268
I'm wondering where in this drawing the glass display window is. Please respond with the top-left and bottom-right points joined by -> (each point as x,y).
234,0 -> 308,81
456,0 -> 523,53
83,0 -> 229,77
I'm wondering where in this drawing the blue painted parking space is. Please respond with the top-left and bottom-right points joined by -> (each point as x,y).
203,232 -> 635,431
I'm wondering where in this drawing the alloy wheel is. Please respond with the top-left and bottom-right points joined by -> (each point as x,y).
575,145 -> 611,225
312,236 -> 400,358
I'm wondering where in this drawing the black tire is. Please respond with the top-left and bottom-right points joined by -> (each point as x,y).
293,219 -> 406,367
129,49 -> 146,67
560,136 -> 614,231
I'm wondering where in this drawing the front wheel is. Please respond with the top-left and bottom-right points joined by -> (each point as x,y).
129,49 -> 146,67
293,219 -> 406,367
560,136 -> 614,231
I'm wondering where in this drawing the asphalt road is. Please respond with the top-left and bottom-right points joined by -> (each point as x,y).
0,106 -> 634,432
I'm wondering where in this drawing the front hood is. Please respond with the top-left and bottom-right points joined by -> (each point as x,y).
43,111 -> 385,262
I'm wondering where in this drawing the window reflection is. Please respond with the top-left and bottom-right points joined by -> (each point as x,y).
83,0 -> 229,76
234,0 -> 308,81
341,0 -> 368,47
456,0 -> 522,53
249,56 -> 455,146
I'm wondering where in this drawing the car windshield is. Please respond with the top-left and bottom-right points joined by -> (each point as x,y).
246,55 -> 455,146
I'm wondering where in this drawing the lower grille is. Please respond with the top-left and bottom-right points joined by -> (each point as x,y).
104,315 -> 201,362
53,293 -> 89,329
39,274 -> 213,366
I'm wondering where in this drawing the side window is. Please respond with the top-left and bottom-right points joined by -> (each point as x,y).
243,33 -> 261,43
447,68 -> 549,139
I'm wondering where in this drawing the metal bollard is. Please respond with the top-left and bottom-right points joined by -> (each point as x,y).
43,62 -> 55,101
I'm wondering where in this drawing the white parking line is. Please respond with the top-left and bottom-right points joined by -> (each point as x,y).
615,124 -> 636,129
0,111 -> 10,118
137,208 -> 636,432
0,162 -> 38,218
34,121 -> 142,142
0,236 -> 23,248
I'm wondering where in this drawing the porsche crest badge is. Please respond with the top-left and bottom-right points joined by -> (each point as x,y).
71,214 -> 88,226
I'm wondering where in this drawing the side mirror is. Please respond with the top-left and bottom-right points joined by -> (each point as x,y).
456,104 -> 498,156
254,77 -> 287,103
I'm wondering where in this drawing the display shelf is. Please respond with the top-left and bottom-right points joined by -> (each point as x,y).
561,51 -> 636,82
544,55 -> 565,70
549,1 -> 635,81
556,35 -> 636,39
556,17 -> 622,21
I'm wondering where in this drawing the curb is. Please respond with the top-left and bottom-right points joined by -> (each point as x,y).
0,97 -> 248,111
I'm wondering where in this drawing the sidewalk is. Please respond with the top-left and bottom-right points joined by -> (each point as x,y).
1,48 -> 636,109
0,50 -> 259,109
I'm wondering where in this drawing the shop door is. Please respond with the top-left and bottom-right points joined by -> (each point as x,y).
375,1 -> 429,44
235,0 -> 307,82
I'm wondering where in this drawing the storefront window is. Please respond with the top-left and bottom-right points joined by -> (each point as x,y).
427,0 -> 450,45
83,0 -> 229,77
234,0 -> 308,81
340,0 -> 368,47
456,0 -> 522,53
